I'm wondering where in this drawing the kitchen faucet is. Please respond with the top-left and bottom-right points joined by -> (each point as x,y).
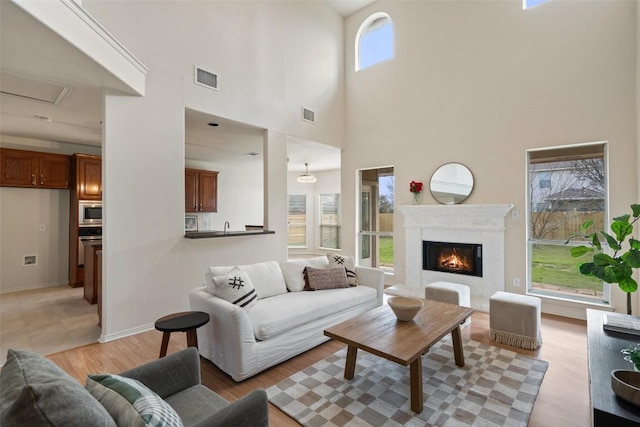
224,221 -> 230,234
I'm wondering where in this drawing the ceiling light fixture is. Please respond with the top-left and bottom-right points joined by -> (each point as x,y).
297,163 -> 317,184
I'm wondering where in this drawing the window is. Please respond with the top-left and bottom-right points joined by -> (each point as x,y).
288,195 -> 307,247
523,0 -> 550,9
359,167 -> 394,273
320,194 -> 341,249
527,143 -> 608,303
356,13 -> 394,71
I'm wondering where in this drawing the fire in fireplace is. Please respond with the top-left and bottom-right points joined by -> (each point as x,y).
422,241 -> 483,277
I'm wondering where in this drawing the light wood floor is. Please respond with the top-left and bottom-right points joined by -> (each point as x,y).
47,311 -> 590,426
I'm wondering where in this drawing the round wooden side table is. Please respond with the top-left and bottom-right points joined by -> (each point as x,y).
154,311 -> 210,358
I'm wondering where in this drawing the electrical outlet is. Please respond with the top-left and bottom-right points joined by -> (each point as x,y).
513,277 -> 521,287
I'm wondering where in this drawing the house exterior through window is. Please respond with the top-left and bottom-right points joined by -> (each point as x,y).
527,142 -> 608,303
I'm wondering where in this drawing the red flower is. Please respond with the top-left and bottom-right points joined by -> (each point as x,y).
410,181 -> 423,193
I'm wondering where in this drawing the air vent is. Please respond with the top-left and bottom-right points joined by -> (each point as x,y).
23,255 -> 37,266
194,66 -> 218,90
302,107 -> 315,123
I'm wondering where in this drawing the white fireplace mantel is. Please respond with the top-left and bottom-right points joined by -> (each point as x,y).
399,204 -> 513,311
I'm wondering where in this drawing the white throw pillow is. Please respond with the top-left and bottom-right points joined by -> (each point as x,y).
281,256 -> 329,292
205,265 -> 234,289
205,261 -> 286,299
237,261 -> 287,299
207,269 -> 257,311
327,254 -> 358,286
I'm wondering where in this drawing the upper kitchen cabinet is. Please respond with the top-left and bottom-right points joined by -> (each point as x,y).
185,168 -> 218,212
73,154 -> 102,200
0,148 -> 70,189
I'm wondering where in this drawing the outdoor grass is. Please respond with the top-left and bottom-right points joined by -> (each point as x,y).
532,244 -> 602,291
379,236 -> 394,266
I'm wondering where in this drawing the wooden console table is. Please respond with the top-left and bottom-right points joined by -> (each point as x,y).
586,309 -> 640,426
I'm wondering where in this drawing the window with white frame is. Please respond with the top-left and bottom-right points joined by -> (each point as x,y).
356,13 -> 394,71
527,142 -> 608,303
320,193 -> 341,249
288,194 -> 307,247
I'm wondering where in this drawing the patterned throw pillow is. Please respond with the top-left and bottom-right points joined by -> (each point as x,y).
303,266 -> 349,291
209,268 -> 258,311
86,374 -> 183,427
327,254 -> 358,286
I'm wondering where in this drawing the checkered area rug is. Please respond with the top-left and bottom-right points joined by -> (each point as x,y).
266,338 -> 548,427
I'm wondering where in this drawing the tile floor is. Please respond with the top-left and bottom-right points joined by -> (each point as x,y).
0,285 -> 100,365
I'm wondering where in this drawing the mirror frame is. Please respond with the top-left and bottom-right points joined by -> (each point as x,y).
429,162 -> 474,205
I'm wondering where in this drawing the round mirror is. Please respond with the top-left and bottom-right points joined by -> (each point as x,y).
430,163 -> 474,204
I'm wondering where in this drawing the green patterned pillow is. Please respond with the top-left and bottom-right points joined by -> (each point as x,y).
86,374 -> 183,427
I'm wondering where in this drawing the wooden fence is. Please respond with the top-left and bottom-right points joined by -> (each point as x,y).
530,211 -> 604,241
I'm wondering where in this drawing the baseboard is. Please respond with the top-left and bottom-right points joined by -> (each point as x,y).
99,323 -> 154,343
0,281 -> 69,294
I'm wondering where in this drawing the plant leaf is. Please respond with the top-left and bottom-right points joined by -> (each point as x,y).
630,238 -> 640,250
611,218 -> 632,242
570,246 -> 593,257
591,233 -> 601,251
622,249 -> 640,268
602,266 -> 619,283
601,232 -> 621,251
618,276 -> 638,293
579,262 -> 596,276
631,204 -> 640,218
581,220 -> 594,232
592,253 -> 617,267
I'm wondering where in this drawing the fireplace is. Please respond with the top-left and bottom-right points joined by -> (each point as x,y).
400,204 -> 512,311
423,241 -> 483,277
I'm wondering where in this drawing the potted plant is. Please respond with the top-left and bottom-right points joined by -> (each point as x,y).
622,344 -> 640,371
566,204 -> 640,315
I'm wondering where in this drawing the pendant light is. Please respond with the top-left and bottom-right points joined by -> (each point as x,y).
297,163 -> 317,184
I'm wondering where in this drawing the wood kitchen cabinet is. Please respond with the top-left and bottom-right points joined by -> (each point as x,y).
0,148 -> 69,189
185,168 -> 218,212
73,154 -> 102,200
69,154 -> 102,288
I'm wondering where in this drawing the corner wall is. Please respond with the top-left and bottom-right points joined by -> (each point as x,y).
343,0 -> 638,317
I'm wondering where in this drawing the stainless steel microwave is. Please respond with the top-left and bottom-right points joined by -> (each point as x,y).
79,201 -> 102,226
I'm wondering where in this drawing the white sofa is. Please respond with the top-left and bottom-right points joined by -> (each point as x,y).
189,256 -> 384,381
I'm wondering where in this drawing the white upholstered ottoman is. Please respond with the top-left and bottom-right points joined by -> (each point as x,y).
424,281 -> 471,327
489,291 -> 542,350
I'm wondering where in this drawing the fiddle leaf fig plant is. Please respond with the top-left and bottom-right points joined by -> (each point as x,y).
566,204 -> 640,315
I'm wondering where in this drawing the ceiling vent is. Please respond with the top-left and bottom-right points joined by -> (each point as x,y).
302,107 -> 315,123
0,72 -> 72,105
194,66 -> 218,90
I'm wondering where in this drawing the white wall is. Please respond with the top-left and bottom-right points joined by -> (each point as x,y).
343,0 -> 638,317
84,1 -> 345,339
0,135 -> 100,293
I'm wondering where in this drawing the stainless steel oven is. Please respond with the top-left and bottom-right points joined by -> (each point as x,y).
79,201 -> 102,226
78,227 -> 102,266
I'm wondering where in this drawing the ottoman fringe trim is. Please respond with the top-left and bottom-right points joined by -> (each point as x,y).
490,329 -> 541,350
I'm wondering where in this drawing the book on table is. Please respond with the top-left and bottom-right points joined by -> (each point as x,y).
602,314 -> 640,336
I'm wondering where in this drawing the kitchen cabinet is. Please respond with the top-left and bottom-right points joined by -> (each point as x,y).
83,240 -> 102,305
73,154 -> 102,200
69,154 -> 102,288
185,168 -> 218,212
0,148 -> 69,189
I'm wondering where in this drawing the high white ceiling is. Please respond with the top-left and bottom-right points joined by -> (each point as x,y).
0,0 -> 351,173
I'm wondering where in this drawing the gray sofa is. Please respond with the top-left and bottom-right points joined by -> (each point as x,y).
0,347 -> 269,426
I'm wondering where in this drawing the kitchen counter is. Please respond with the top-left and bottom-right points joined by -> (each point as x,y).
184,230 -> 275,239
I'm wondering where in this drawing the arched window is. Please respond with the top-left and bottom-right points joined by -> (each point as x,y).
355,13 -> 394,71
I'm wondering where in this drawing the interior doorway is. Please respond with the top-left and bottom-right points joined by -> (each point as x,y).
358,167 -> 394,274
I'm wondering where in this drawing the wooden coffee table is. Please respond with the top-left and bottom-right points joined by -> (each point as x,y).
324,299 -> 474,413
